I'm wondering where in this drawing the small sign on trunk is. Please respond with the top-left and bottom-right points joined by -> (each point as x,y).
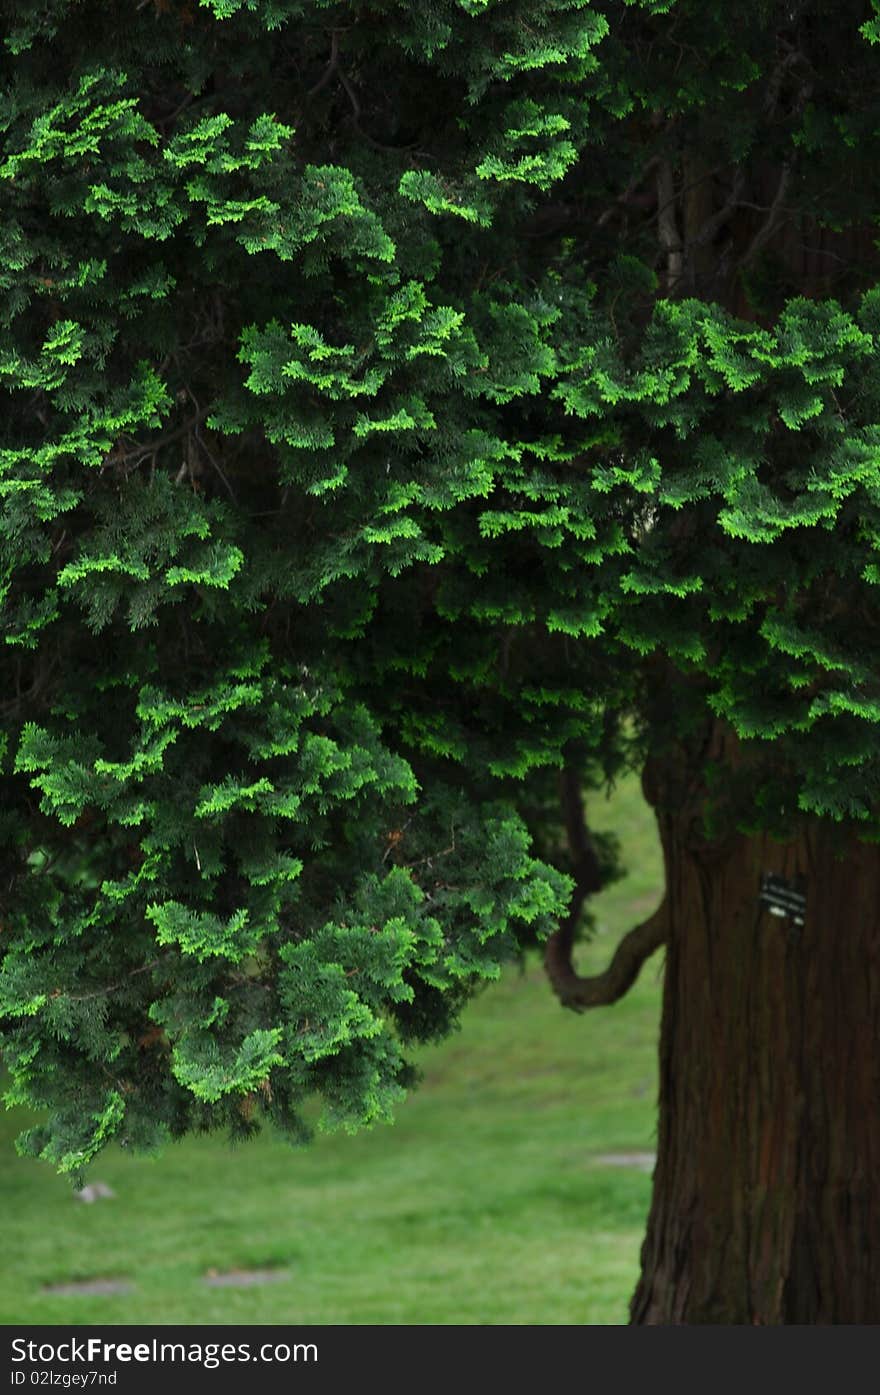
759,872 -> 807,927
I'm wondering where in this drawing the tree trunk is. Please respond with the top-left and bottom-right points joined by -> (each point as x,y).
630,719 -> 880,1324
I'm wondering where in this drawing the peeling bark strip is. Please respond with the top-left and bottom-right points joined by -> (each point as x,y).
630,720 -> 880,1325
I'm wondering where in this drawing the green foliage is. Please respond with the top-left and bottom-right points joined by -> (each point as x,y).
2,0 -> 880,1171
0,763 -> 662,1325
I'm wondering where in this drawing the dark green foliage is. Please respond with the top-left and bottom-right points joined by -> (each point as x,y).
2,0 -> 879,1171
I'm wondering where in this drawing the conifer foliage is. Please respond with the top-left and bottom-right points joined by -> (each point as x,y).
2,0 -> 880,1198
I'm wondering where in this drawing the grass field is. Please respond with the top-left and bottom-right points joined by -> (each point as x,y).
0,770 -> 664,1326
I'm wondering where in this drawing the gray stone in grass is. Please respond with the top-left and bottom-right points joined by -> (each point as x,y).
73,1181 -> 116,1203
43,1279 -> 133,1296
202,1268 -> 291,1288
594,1152 -> 656,1173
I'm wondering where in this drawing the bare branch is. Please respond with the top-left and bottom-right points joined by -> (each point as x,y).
543,761 -> 667,1011
401,823 -> 456,872
685,166 -> 747,251
381,816 -> 413,864
763,45 -> 804,118
195,424 -> 237,504
735,162 -> 792,271
61,957 -> 164,1004
736,77 -> 813,273
656,159 -> 683,294
544,895 -> 668,1012
597,155 -> 661,229
310,40 -> 415,153
107,407 -> 210,473
307,30 -> 341,99
184,386 -> 237,503
652,161 -> 729,231
336,64 -> 362,122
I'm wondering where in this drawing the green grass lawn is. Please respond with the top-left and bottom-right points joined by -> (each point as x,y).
0,771 -> 664,1326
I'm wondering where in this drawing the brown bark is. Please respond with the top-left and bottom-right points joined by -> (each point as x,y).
630,719 -> 880,1324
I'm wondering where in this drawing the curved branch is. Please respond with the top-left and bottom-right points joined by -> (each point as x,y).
544,761 -> 668,1011
544,896 -> 668,1011
307,30 -> 341,99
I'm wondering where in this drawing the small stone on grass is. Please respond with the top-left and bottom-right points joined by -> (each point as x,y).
73,1181 -> 116,1203
43,1279 -> 133,1296
594,1152 -> 656,1173
202,1268 -> 290,1288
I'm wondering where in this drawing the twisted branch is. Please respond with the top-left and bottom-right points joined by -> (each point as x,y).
545,896 -> 668,1011
543,763 -> 668,1012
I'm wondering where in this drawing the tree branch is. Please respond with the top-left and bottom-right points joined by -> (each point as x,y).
543,762 -> 667,1011
735,162 -> 792,271
544,895 -> 668,1012
107,407 -> 211,473
597,155 -> 661,229
307,30 -> 341,99
656,159 -> 683,294
736,76 -> 813,273
61,957 -> 164,1004
685,166 -> 747,251
763,45 -> 804,118
307,29 -> 418,154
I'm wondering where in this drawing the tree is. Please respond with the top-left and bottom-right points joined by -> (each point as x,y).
2,0 -> 880,1324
